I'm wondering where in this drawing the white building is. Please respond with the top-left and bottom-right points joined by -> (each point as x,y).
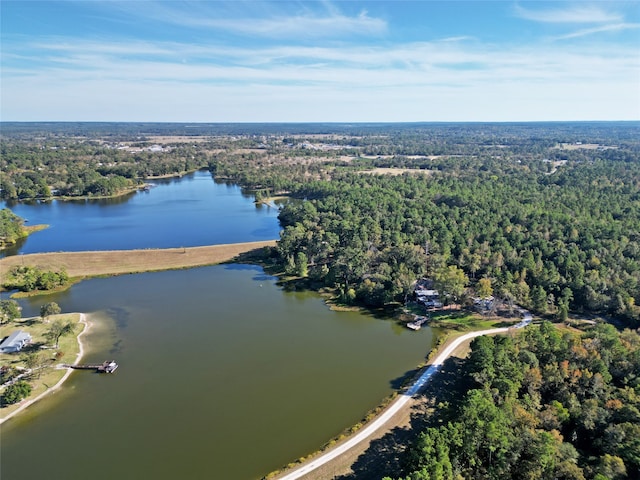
0,330 -> 32,353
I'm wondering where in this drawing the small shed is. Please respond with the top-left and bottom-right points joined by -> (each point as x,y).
0,330 -> 32,353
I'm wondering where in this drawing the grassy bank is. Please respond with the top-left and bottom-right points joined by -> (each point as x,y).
23,224 -> 49,235
427,310 -> 516,330
0,240 -> 277,290
0,313 -> 83,421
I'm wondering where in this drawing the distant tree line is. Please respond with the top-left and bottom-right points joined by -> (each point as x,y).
0,140 -> 210,200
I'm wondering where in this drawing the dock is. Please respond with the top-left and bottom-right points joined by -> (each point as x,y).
406,316 -> 429,331
63,360 -> 118,373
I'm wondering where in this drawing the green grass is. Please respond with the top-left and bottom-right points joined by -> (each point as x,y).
427,310 -> 511,331
0,313 -> 82,419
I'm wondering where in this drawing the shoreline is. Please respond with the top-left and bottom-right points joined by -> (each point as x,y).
0,240 -> 277,289
0,224 -> 49,252
0,313 -> 88,425
2,169 -> 204,204
270,327 -> 511,480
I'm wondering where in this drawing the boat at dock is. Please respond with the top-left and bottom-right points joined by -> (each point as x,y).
406,316 -> 429,331
97,360 -> 118,373
63,360 -> 118,373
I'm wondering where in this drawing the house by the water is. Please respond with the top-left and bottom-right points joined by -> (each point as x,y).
0,330 -> 32,353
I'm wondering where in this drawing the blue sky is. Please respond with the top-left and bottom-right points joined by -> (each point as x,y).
1,1 -> 639,122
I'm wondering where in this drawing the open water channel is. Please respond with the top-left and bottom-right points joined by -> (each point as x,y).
1,171 -> 437,479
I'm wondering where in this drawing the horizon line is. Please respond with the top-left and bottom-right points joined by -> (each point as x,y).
2,120 -> 639,125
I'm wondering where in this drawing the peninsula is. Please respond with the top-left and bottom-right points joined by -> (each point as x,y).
0,240 -> 277,288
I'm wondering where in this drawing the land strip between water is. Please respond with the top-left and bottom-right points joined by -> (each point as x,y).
0,240 -> 277,286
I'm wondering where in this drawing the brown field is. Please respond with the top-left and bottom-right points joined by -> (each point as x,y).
0,240 -> 277,286
358,167 -> 432,176
141,135 -> 214,144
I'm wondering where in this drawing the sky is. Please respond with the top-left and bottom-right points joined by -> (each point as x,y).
1,1 -> 639,122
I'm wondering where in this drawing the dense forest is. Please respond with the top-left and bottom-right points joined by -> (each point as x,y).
0,208 -> 27,247
215,124 -> 639,326
272,159 -> 640,326
1,122 -> 639,325
385,322 -> 640,480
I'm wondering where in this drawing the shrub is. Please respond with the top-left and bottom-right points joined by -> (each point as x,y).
2,380 -> 32,406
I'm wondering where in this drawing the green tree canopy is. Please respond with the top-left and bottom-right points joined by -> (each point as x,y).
40,302 -> 61,321
433,265 -> 468,305
0,299 -> 21,325
1,380 -> 32,406
44,320 -> 75,349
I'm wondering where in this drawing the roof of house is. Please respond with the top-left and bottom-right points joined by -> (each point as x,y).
416,289 -> 439,297
0,330 -> 32,349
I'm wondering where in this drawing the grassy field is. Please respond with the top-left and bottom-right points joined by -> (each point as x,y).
0,240 -> 277,288
0,313 -> 82,420
428,310 -> 511,330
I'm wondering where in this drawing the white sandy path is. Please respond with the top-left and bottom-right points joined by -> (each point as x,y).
278,326 -> 510,480
0,313 -> 88,425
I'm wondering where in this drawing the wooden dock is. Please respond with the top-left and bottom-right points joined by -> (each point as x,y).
63,360 -> 118,373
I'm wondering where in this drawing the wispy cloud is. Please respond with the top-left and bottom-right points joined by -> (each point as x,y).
514,3 -> 638,41
103,1 -> 387,39
553,22 -> 640,40
514,4 -> 622,24
437,36 -> 475,43
2,1 -> 639,122
5,36 -> 637,89
174,10 -> 387,38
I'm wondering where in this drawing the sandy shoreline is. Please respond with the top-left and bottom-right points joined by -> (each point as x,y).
0,313 -> 88,425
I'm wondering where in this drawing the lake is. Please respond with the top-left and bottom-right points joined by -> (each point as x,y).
1,170 -> 281,255
1,172 -> 437,479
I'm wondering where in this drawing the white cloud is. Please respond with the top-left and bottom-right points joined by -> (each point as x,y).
179,10 -> 387,38
13,38 -> 636,82
514,4 -> 623,24
3,32 -> 639,121
553,22 -> 640,40
105,1 -> 387,39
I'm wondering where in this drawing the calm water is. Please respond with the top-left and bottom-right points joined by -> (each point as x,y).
1,173 -> 437,479
2,267 -> 437,479
1,170 -> 280,255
